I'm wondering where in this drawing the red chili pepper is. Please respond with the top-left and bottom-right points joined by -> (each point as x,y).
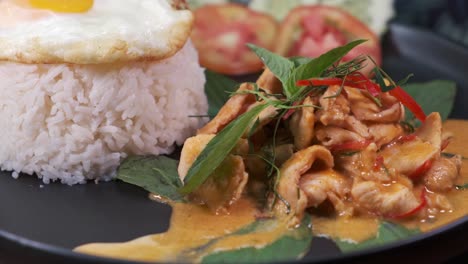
329,140 -> 371,152
282,101 -> 301,120
389,86 -> 426,122
346,72 -> 381,96
409,159 -> 434,179
389,188 -> 427,219
373,155 -> 385,171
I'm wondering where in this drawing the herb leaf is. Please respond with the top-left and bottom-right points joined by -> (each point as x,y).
286,39 -> 367,97
179,104 -> 270,194
248,44 -> 295,96
117,156 -> 184,202
201,215 -> 312,263
335,221 -> 420,253
403,80 -> 457,124
455,183 -> 468,190
205,70 -> 239,117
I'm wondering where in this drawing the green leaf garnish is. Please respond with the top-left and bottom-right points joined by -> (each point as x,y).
286,39 -> 367,98
200,215 -> 312,263
117,156 -> 184,202
179,103 -> 270,194
247,44 -> 295,97
205,70 -> 239,117
455,183 -> 468,190
335,221 -> 420,253
403,80 -> 457,124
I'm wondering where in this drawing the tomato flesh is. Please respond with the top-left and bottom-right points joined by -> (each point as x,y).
192,4 -> 278,75
275,5 -> 381,76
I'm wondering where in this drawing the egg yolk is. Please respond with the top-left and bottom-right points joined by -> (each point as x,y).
28,0 -> 93,13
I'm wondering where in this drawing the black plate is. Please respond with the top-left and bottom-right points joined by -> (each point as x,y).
1,24 -> 467,264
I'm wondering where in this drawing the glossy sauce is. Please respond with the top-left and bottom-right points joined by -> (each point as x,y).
75,120 -> 468,261
312,120 -> 468,242
75,198 -> 290,263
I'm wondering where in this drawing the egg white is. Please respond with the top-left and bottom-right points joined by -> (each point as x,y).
0,0 -> 193,64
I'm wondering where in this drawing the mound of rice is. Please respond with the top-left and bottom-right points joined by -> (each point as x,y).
0,41 -> 207,185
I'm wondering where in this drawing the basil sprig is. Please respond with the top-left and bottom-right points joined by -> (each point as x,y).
179,103 -> 270,194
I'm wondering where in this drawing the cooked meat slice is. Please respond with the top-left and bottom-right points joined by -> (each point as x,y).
415,112 -> 442,149
351,180 -> 419,216
290,96 -> 315,150
256,68 -> 283,94
316,85 -> 350,126
299,169 -> 351,216
198,82 -> 257,135
178,134 -> 215,182
315,125 -> 365,147
274,145 -> 334,225
380,137 -> 439,177
368,123 -> 404,148
424,155 -> 462,192
189,155 -> 249,213
344,115 -> 370,138
347,88 -> 403,123
178,134 -> 249,212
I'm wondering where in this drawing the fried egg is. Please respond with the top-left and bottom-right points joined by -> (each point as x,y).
0,0 -> 193,64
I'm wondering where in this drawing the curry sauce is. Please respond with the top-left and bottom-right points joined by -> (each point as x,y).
75,120 -> 468,262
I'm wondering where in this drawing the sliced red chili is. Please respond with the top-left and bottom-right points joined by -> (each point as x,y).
389,188 -> 427,219
282,101 -> 301,120
346,72 -> 381,96
389,86 -> 426,122
373,155 -> 385,171
409,159 -> 434,180
329,140 -> 371,152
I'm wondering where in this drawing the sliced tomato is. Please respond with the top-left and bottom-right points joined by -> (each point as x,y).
191,4 -> 278,75
275,5 -> 381,76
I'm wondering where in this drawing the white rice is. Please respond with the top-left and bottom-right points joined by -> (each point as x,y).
0,41 -> 208,185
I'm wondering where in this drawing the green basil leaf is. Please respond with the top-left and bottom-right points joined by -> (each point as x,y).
117,156 -> 184,202
179,103 -> 270,194
201,214 -> 312,263
247,44 -> 295,97
403,80 -> 457,124
286,39 -> 367,97
205,70 -> 239,117
335,221 -> 420,253
289,56 -> 313,67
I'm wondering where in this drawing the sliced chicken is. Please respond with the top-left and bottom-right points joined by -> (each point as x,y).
316,85 -> 350,126
415,112 -> 442,149
256,68 -> 283,94
351,180 -> 419,216
198,83 -> 257,135
380,113 -> 443,176
424,155 -> 462,192
347,88 -> 403,123
368,123 -> 404,148
299,169 -> 351,216
178,134 -> 249,212
274,145 -> 334,226
290,96 -> 315,150
315,125 -> 365,147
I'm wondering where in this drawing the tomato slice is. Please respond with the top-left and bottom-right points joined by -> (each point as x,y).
191,4 -> 278,75
275,5 -> 381,76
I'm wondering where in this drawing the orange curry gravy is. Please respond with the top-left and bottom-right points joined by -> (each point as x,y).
75,120 -> 468,262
